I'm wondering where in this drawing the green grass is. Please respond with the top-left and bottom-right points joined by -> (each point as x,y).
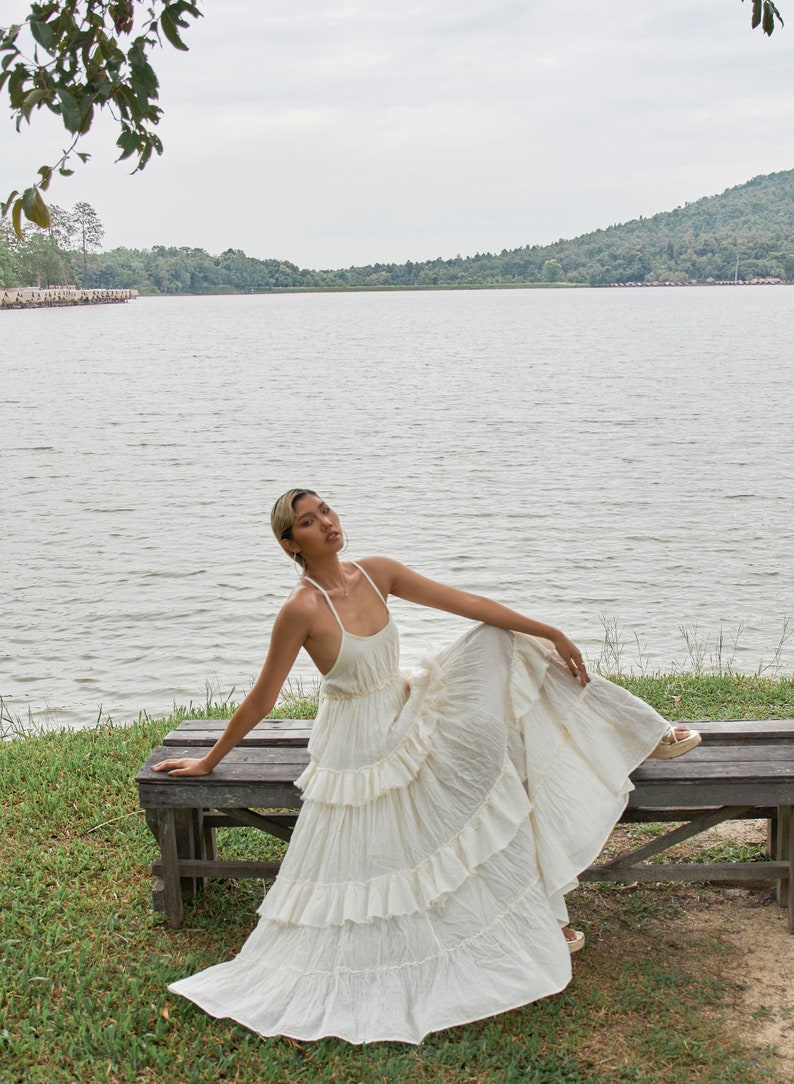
612,672 -> 794,722
0,676 -> 791,1083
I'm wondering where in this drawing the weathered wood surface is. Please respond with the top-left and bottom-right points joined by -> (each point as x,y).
153,858 -> 283,879
136,716 -> 794,928
602,805 -> 752,868
163,717 -> 312,747
689,719 -> 793,742
136,746 -> 309,811
621,807 -> 777,822
161,717 -> 792,746
579,862 -> 790,883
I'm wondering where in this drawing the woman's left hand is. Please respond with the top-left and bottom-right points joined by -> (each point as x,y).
152,756 -> 212,777
553,633 -> 590,687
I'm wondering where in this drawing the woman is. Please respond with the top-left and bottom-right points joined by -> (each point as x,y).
155,488 -> 699,1044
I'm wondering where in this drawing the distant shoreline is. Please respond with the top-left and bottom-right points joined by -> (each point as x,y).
133,278 -> 790,297
0,286 -> 138,310
2,280 -> 790,307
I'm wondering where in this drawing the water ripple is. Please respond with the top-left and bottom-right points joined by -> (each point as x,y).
2,288 -> 792,728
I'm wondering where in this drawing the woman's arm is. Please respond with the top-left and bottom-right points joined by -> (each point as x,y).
153,601 -> 310,776
370,557 -> 590,686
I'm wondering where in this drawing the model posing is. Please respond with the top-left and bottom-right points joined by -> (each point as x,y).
155,489 -> 699,1044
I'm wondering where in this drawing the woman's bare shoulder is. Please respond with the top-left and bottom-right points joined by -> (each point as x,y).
355,555 -> 397,571
355,555 -> 410,593
355,555 -> 407,569
277,580 -> 322,626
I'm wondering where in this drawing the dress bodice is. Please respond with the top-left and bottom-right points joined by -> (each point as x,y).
303,563 -> 402,702
321,620 -> 401,700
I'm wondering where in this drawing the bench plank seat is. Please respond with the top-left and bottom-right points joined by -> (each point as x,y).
136,717 -> 793,928
676,719 -> 793,741
163,718 -> 312,747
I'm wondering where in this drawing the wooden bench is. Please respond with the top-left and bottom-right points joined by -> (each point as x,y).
135,717 -> 794,929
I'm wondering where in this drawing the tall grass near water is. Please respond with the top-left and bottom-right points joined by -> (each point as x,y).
594,614 -> 793,681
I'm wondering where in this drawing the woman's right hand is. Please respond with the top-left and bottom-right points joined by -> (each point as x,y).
551,631 -> 590,687
152,756 -> 212,777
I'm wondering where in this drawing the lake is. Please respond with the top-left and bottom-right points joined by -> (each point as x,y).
2,286 -> 792,730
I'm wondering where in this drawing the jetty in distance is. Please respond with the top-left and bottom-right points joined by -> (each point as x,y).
1,286 -> 138,309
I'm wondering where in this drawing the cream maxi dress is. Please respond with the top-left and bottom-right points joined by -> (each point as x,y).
168,562 -> 668,1044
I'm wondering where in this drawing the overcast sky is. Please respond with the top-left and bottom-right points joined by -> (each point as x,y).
3,0 -> 793,269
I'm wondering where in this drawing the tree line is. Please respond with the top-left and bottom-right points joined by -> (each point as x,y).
2,169 -> 792,293
1,200 -> 104,288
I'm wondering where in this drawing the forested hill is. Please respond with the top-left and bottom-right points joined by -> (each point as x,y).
4,169 -> 793,292
389,167 -> 794,288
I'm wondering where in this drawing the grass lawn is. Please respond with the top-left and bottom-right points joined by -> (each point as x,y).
1,675 -> 792,1083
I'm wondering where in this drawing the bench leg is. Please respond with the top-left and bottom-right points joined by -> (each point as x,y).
789,811 -> 794,934
776,805 -> 793,930
201,809 -> 218,866
194,808 -> 217,893
767,812 -> 776,858
157,808 -> 185,929
147,805 -> 204,912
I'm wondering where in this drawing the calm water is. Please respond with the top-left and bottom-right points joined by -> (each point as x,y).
2,287 -> 792,730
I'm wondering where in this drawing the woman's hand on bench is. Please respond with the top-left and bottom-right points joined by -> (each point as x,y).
152,756 -> 213,777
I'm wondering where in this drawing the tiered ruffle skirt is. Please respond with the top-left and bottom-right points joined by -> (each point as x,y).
169,625 -> 668,1043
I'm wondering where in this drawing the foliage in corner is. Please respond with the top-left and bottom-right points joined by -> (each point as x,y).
0,1 -> 202,236
743,0 -> 784,34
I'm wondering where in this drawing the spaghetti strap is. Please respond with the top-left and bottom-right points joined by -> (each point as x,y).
304,563 -> 388,632
351,561 -> 389,611
302,575 -> 345,633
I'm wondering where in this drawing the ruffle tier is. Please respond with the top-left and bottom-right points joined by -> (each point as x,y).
262,756 -> 532,926
509,635 -> 668,904
169,830 -> 572,1045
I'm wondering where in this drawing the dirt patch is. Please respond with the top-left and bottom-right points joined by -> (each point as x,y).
683,884 -> 794,1080
602,818 -> 794,1080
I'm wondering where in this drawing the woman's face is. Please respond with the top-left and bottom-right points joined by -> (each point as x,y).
286,494 -> 343,561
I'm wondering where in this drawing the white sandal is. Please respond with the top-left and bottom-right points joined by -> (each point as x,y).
648,724 -> 701,760
565,929 -> 586,954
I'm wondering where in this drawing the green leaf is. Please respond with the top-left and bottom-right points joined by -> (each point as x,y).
21,87 -> 50,119
58,166 -> 75,176
7,67 -> 28,109
76,151 -> 91,163
29,20 -> 55,51
762,1 -> 776,33
1,24 -> 22,49
128,43 -> 159,96
1,189 -> 20,217
12,197 -> 24,239
37,165 -> 53,192
751,0 -> 762,27
22,185 -> 51,229
110,0 -> 135,35
2,49 -> 21,72
168,1 -> 203,19
116,129 -> 140,161
57,87 -> 83,132
159,10 -> 189,51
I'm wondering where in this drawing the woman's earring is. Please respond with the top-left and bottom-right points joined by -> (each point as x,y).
341,530 -> 349,553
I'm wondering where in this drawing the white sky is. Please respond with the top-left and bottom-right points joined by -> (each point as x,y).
2,0 -> 793,269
